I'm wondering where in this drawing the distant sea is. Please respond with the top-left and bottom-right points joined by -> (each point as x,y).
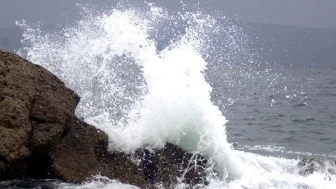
212,68 -> 336,159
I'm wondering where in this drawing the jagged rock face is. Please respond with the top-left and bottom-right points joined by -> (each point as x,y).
0,50 -> 79,177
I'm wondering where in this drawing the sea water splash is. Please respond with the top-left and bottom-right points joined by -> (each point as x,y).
17,2 -> 336,189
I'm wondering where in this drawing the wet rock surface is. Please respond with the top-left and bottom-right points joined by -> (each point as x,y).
0,50 -> 207,188
297,157 -> 336,176
0,179 -> 57,189
136,143 -> 208,187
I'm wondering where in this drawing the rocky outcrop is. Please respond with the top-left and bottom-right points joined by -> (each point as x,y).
50,118 -> 151,188
0,50 -> 151,187
297,158 -> 336,176
0,50 -> 207,188
137,143 -> 208,188
0,50 -> 79,178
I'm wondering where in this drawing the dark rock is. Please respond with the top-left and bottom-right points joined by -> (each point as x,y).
50,118 -> 107,183
0,50 -> 79,165
0,50 -> 79,180
297,157 -> 336,176
51,118 -> 151,188
0,50 -> 78,179
101,152 -> 151,188
30,122 -> 64,152
0,161 -> 7,177
137,143 -> 208,188
0,179 -> 57,189
25,152 -> 53,179
0,126 -> 30,161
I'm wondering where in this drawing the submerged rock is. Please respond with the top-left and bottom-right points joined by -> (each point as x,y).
136,143 -> 208,187
297,157 -> 336,176
0,50 -> 207,188
0,179 -> 57,189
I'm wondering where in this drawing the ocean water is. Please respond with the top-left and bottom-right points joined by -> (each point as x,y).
212,68 -> 336,159
4,2 -> 335,189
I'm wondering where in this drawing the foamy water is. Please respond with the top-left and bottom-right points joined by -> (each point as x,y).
17,2 -> 336,189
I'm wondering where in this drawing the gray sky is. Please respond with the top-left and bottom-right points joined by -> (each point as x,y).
1,0 -> 336,28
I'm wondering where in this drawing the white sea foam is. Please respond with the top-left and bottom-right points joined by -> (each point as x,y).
236,144 -> 336,159
17,2 -> 336,189
58,176 -> 140,189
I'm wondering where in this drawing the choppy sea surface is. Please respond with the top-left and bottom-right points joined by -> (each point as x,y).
215,68 -> 336,159
1,1 -> 336,189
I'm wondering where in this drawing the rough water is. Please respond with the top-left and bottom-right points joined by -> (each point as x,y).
221,69 -> 336,159
5,2 -> 335,189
